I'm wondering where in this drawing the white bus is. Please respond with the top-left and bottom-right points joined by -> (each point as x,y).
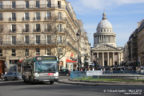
22,56 -> 59,84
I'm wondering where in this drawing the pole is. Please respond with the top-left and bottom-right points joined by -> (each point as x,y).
76,32 -> 80,71
77,40 -> 79,71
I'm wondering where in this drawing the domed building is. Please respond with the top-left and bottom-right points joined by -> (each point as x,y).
92,13 -> 123,67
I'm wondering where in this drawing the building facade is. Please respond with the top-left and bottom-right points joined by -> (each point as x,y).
91,13 -> 123,67
137,20 -> 144,66
77,20 -> 91,69
124,20 -> 144,67
0,0 -> 90,73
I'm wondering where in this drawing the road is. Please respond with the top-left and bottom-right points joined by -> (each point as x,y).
0,80 -> 144,96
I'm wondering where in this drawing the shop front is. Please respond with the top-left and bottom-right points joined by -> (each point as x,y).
0,60 -> 5,78
66,59 -> 77,71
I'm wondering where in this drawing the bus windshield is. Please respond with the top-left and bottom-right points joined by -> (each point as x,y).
35,61 -> 57,73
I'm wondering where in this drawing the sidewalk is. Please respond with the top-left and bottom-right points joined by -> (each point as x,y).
58,77 -> 144,86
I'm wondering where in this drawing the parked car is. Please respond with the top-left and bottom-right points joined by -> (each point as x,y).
2,72 -> 22,81
140,67 -> 144,74
59,69 -> 70,76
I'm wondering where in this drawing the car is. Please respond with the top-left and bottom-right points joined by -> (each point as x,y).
59,69 -> 70,76
140,67 -> 144,74
2,72 -> 22,81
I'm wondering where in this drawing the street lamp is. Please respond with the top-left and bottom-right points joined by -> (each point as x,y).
76,30 -> 81,71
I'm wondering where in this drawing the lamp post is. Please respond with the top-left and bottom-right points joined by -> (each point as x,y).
76,30 -> 81,71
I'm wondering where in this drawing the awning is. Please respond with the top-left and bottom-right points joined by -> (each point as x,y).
66,59 -> 77,63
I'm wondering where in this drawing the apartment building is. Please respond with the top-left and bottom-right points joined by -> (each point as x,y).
0,0 -> 90,73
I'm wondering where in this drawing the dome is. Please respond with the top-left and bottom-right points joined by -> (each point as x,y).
97,12 -> 113,33
94,12 -> 116,47
97,19 -> 112,29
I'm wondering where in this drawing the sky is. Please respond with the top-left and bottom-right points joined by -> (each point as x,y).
67,0 -> 144,47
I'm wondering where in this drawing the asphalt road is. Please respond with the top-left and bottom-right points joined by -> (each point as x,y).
0,80 -> 144,96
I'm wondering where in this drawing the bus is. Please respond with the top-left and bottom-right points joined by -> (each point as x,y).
21,56 -> 59,84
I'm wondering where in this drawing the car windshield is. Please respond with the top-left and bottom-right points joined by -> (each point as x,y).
35,61 -> 57,73
6,72 -> 17,76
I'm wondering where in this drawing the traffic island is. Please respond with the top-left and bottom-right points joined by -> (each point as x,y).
69,77 -> 144,85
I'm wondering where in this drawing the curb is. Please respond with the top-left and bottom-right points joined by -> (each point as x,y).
69,79 -> 144,85
58,79 -> 144,86
58,80 -> 100,86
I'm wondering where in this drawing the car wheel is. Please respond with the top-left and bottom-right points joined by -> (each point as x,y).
4,77 -> 8,81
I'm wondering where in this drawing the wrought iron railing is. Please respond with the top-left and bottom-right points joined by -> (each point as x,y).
0,40 -> 57,46
0,4 -> 65,9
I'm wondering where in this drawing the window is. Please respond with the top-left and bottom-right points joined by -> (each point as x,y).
12,13 -> 16,21
0,24 -> 3,33
12,49 -> 16,56
25,12 -> 29,20
0,49 -> 2,56
25,49 -> 29,56
58,12 -> 62,20
0,13 -> 3,20
12,36 -> 16,44
12,1 -> 16,9
36,48 -> 40,55
47,48 -> 51,55
57,36 -> 62,43
36,1 -> 40,8
36,24 -> 40,32
26,1 -> 29,8
12,24 -> 16,32
36,12 -> 40,20
25,24 -> 29,32
58,48 -> 63,55
0,37 -> 2,45
36,35 -> 40,44
58,24 -> 62,32
0,2 -> 3,9
47,0 -> 51,7
58,1 -> 61,8
25,36 -> 29,44
47,35 -> 51,44
46,11 -> 51,19
46,24 -> 51,32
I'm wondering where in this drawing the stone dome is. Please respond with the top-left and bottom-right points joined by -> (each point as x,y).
97,12 -> 113,33
94,12 -> 116,47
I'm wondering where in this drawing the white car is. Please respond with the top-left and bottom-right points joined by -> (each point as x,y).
140,67 -> 144,74
2,72 -> 22,81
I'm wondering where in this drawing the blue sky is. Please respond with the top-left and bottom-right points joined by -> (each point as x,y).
67,0 -> 144,47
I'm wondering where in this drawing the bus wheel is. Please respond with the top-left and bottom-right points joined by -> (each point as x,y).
49,81 -> 54,85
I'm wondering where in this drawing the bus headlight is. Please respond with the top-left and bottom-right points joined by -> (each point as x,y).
54,72 -> 59,77
34,73 -> 39,77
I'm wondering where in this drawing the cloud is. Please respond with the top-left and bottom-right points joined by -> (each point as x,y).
68,0 -> 144,11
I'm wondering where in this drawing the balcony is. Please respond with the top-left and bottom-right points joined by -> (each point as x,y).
0,40 -> 57,47
33,17 -> 41,21
44,16 -> 52,20
0,28 -> 3,33
0,17 -> 3,21
0,4 -> 65,10
9,29 -> 16,33
56,17 -> 66,22
22,17 -> 29,21
9,18 -> 16,21
44,28 -> 51,32
56,28 -> 65,33
22,29 -> 29,32
33,29 -> 41,32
